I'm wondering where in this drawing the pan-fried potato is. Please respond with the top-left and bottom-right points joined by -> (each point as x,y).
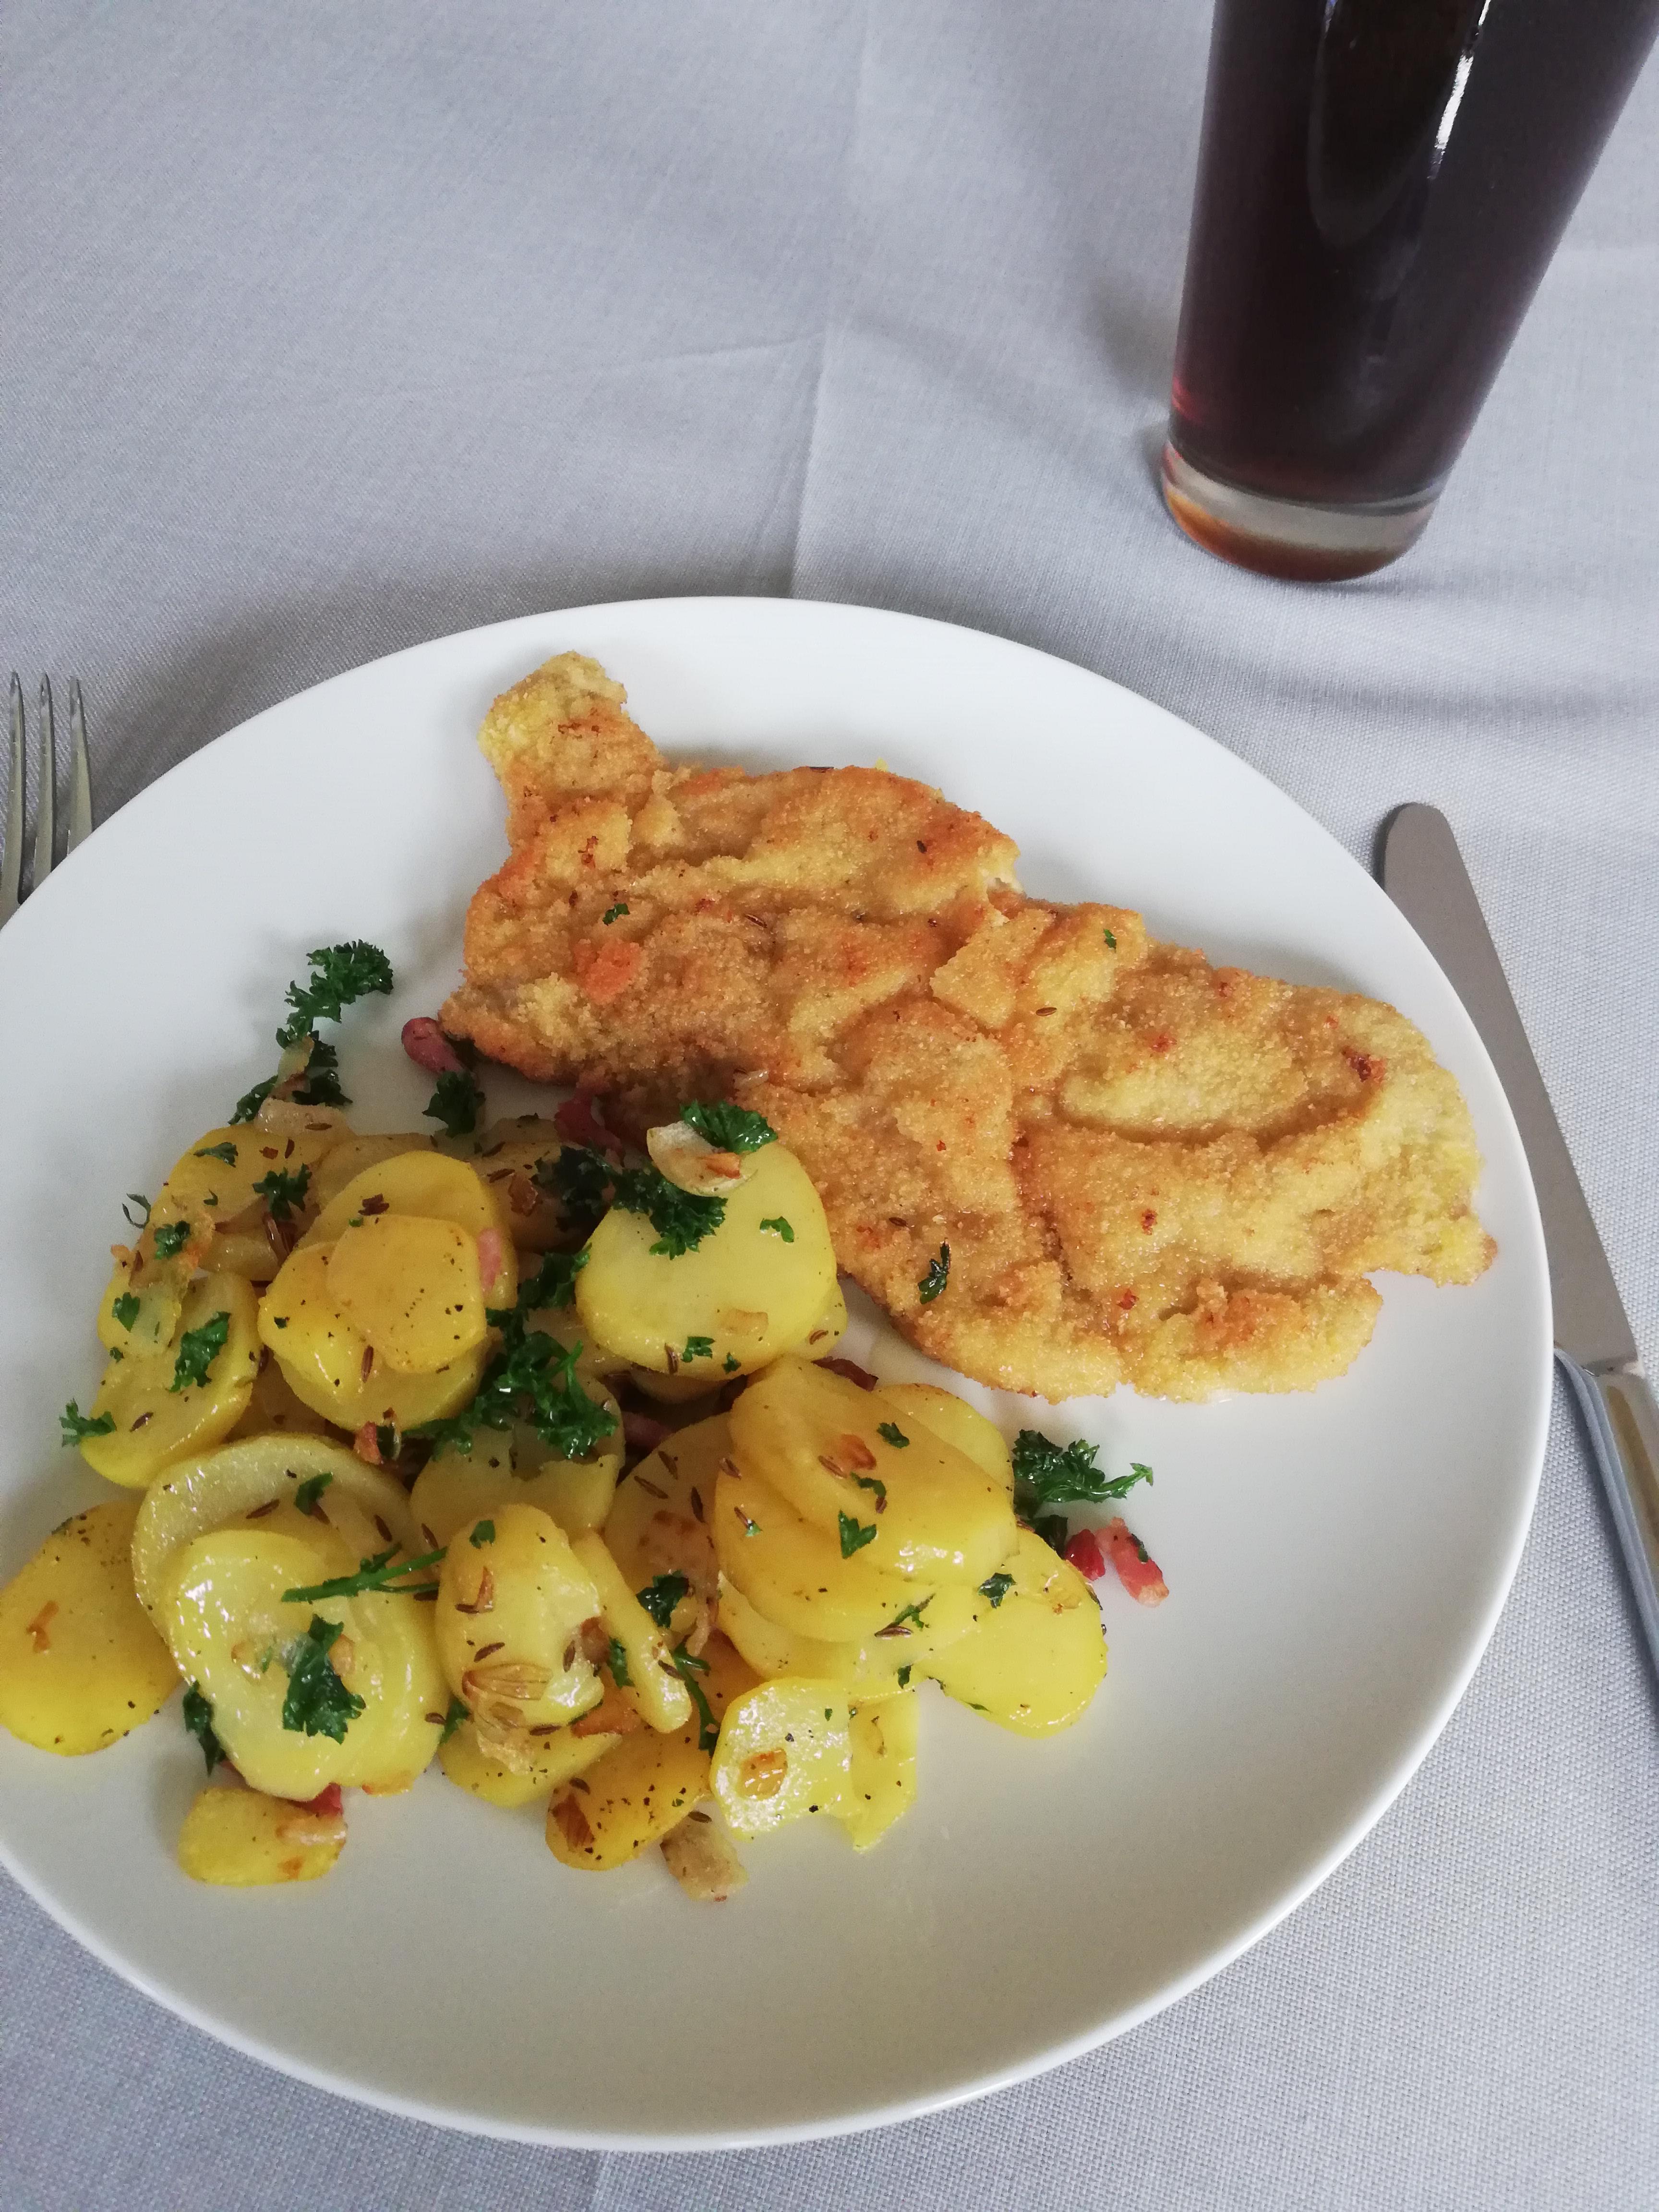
926,1527 -> 1106,1735
132,1434 -> 421,1621
710,1678 -> 853,1838
433,1507 -> 605,1753
439,1715 -> 621,1808
876,1383 -> 1012,1490
840,1689 -> 918,1849
301,1152 -> 516,1303
177,1783 -> 346,1885
714,1573 -> 976,1690
456,1117 -> 576,1252
326,1213 -> 489,1372
257,1244 -> 486,1431
0,1498 -> 179,1754
161,1525 -> 447,1796
309,1131 -> 431,1214
575,1142 -> 837,1379
81,1275 -> 262,1488
712,1459 -> 926,1643
730,1358 -> 1017,1585
226,1350 -> 340,1443
162,1121 -> 341,1230
568,1532 -> 691,1733
409,1400 -> 623,1551
600,1414 -> 726,1639
545,1633 -> 756,1871
96,1249 -> 181,1357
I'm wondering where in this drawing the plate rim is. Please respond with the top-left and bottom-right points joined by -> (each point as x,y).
0,593 -> 1552,2150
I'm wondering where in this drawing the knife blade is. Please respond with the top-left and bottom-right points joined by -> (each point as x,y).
1381,803 -> 1659,1681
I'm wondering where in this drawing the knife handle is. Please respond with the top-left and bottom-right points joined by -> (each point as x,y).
1557,1353 -> 1659,1674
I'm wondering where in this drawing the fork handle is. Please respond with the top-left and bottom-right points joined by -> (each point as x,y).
1558,1352 -> 1659,1682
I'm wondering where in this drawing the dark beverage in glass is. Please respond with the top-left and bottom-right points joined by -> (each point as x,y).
1165,0 -> 1659,579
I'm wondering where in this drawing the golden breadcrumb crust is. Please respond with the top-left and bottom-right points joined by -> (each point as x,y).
444,653 -> 1494,1403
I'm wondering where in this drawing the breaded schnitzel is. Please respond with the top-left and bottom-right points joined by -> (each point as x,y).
443,653 -> 1493,1403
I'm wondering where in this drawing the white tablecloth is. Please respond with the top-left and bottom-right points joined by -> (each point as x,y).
3,5 -> 1657,2206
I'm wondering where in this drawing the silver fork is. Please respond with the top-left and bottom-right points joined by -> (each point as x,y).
1,674 -> 93,923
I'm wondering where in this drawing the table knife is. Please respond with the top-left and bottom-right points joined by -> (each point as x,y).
1381,803 -> 1659,1682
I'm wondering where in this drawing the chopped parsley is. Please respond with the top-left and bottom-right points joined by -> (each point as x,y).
438,1695 -> 469,1744
426,1068 -> 485,1139
290,1035 -> 346,1108
669,1645 -> 719,1751
280,1615 -> 366,1742
275,942 -> 395,1049
374,1422 -> 398,1464
152,1219 -> 192,1260
195,1142 -> 238,1166
601,902 -> 629,926
181,1682 -> 227,1773
682,1335 -> 715,1363
416,1288 -> 616,1461
111,1292 -> 141,1333
723,1354 -> 741,1374
610,1165 -> 724,1258
1103,926 -> 1117,950
281,1545 -> 446,1604
978,1572 -> 1015,1608
758,1216 -> 794,1242
169,1310 -> 231,1394
469,1519 -> 496,1548
839,1512 -> 878,1558
293,1472 -> 333,1516
877,1421 -> 909,1449
1012,1432 -> 1152,1553
516,1246 -> 588,1312
252,1164 -> 311,1222
607,1636 -> 632,1687
230,1077 -> 276,1125
636,1573 -> 690,1629
534,1146 -> 612,1235
917,1244 -> 950,1303
896,1665 -> 913,1689
60,1401 -> 115,1446
878,1598 -> 931,1636
122,1193 -> 151,1229
851,1472 -> 887,1512
678,1102 -> 776,1153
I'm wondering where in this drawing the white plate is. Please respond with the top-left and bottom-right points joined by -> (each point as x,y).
0,598 -> 1549,2147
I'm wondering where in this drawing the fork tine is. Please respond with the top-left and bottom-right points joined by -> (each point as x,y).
2,674 -> 23,921
32,676 -> 56,888
66,681 -> 92,853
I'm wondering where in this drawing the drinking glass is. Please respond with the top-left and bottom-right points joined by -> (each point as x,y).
1165,0 -> 1659,580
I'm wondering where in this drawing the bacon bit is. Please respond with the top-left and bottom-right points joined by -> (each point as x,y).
623,1410 -> 672,1456
297,1783 -> 343,1817
1103,1516 -> 1168,1606
401,1017 -> 467,1076
353,1421 -> 384,1466
551,1793 -> 594,1851
1064,1528 -> 1106,1580
739,1748 -> 788,1799
25,1600 -> 58,1653
454,1567 -> 495,1616
360,1194 -> 389,1216
836,1432 -> 878,1472
572,1684 -> 643,1737
359,1345 -> 375,1385
1118,1289 -> 1138,1311
476,1228 -> 504,1296
554,1093 -> 622,1158
506,1171 -> 539,1216
261,1146 -> 280,1161
817,1356 -> 878,1391
1140,1210 -> 1157,1232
